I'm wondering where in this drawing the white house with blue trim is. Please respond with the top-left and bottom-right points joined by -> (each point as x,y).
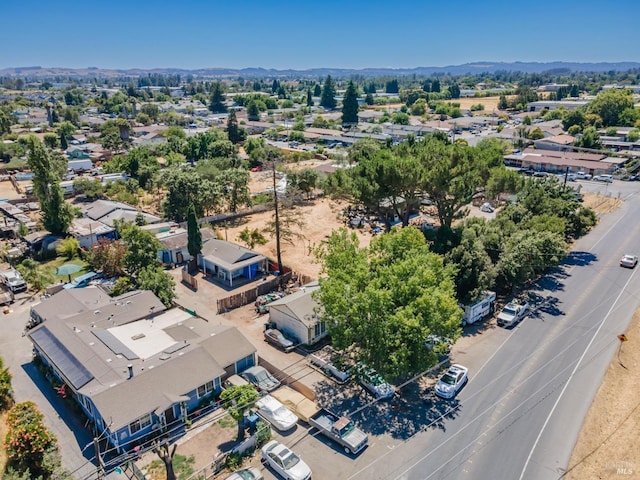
27,287 -> 256,454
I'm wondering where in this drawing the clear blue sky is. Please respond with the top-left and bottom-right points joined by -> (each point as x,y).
2,0 -> 639,70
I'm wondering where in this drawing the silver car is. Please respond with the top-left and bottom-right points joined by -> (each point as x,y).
241,366 -> 281,392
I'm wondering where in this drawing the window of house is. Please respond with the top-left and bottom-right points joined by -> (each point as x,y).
314,321 -> 327,338
129,413 -> 152,435
197,380 -> 215,398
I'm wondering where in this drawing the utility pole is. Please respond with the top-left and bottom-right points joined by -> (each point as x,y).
270,153 -> 284,277
93,437 -> 104,479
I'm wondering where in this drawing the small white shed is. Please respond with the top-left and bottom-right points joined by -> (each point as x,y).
268,282 -> 327,346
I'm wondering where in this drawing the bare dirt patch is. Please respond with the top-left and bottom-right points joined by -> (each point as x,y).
582,192 -> 623,215
222,197 -> 372,279
565,310 -> 640,479
446,96 -> 501,113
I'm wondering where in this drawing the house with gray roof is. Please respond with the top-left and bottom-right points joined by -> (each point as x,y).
27,288 -> 257,454
198,239 -> 268,287
81,199 -> 161,228
267,282 -> 327,346
155,227 -> 217,265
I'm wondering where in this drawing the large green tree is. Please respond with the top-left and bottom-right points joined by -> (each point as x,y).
137,265 -> 176,307
209,82 -> 227,113
26,136 -> 73,235
320,75 -> 337,110
316,227 -> 461,379
159,168 -> 219,222
187,204 -> 202,258
117,222 -> 162,278
341,81 -> 359,126
586,88 -> 636,127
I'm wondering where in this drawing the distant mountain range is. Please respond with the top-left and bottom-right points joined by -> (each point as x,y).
2,61 -> 640,78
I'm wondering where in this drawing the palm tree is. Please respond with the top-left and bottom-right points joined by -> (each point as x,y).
17,259 -> 52,293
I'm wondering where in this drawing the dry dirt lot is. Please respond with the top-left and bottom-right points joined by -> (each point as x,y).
446,96 -> 502,113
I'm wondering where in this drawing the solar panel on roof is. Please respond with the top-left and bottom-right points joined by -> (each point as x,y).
30,327 -> 94,390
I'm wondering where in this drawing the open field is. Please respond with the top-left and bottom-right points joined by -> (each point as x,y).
445,95 -> 502,113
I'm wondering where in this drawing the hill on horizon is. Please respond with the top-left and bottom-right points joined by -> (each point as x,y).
1,61 -> 640,79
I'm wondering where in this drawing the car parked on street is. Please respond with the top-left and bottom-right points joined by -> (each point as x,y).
620,254 -> 638,268
241,366 -> 281,392
255,395 -> 298,432
593,174 -> 613,183
434,364 -> 468,399
264,328 -> 295,352
575,171 -> 592,180
261,440 -> 312,480
497,299 -> 530,328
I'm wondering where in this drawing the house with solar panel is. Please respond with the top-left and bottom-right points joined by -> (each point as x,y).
26,287 -> 257,453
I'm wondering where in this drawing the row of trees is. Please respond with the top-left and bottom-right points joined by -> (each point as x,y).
316,137 -> 598,379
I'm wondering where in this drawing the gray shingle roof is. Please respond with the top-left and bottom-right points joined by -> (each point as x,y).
201,239 -> 265,270
268,282 -> 321,326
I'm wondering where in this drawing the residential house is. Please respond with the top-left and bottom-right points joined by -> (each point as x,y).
81,199 -> 161,228
68,217 -> 116,248
155,226 -> 217,265
267,282 -> 327,346
27,288 -> 257,454
198,239 -> 268,287
533,134 -> 576,151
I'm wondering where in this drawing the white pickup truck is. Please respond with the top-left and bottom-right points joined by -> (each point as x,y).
497,300 -> 530,328
309,409 -> 368,455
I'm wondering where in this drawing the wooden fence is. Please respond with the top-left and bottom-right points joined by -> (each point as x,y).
181,269 -> 198,291
258,357 -> 315,401
215,271 -> 292,313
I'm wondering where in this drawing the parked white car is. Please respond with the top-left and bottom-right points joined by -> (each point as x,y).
434,364 -> 468,399
575,171 -> 592,180
255,395 -> 298,432
261,440 -> 312,480
593,174 -> 613,183
497,300 -> 530,328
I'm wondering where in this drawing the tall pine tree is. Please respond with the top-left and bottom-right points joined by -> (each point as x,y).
306,88 -> 314,107
320,75 -> 337,109
209,82 -> 227,113
341,81 -> 359,126
187,204 -> 202,259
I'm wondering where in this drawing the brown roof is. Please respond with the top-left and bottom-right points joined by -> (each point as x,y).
523,148 -> 604,161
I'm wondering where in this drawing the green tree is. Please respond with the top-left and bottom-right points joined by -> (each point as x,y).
237,227 -> 268,250
341,81 -> 359,126
562,109 -> 585,131
586,88 -> 635,127
89,238 -> 127,276
0,110 -> 12,136
446,227 -> 496,304
56,237 -> 79,260
209,82 -> 227,113
528,127 -> 545,140
187,204 -> 202,258
17,258 -> 54,292
137,265 -> 175,307
73,178 -> 104,200
448,83 -> 461,99
306,88 -> 314,107
43,133 -> 58,149
117,222 -> 162,278
576,126 -> 602,149
320,75 -> 337,110
316,227 -> 461,379
0,356 -> 14,411
419,138 -> 482,228
159,169 -> 218,222
4,401 -> 57,478
498,94 -> 508,110
365,93 -> 374,106
227,108 -> 245,144
26,136 -> 73,235
247,100 -> 260,121
220,385 -> 259,440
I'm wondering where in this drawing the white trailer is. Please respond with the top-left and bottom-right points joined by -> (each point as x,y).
461,291 -> 496,326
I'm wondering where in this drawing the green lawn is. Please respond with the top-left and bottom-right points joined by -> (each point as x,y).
39,256 -> 91,283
